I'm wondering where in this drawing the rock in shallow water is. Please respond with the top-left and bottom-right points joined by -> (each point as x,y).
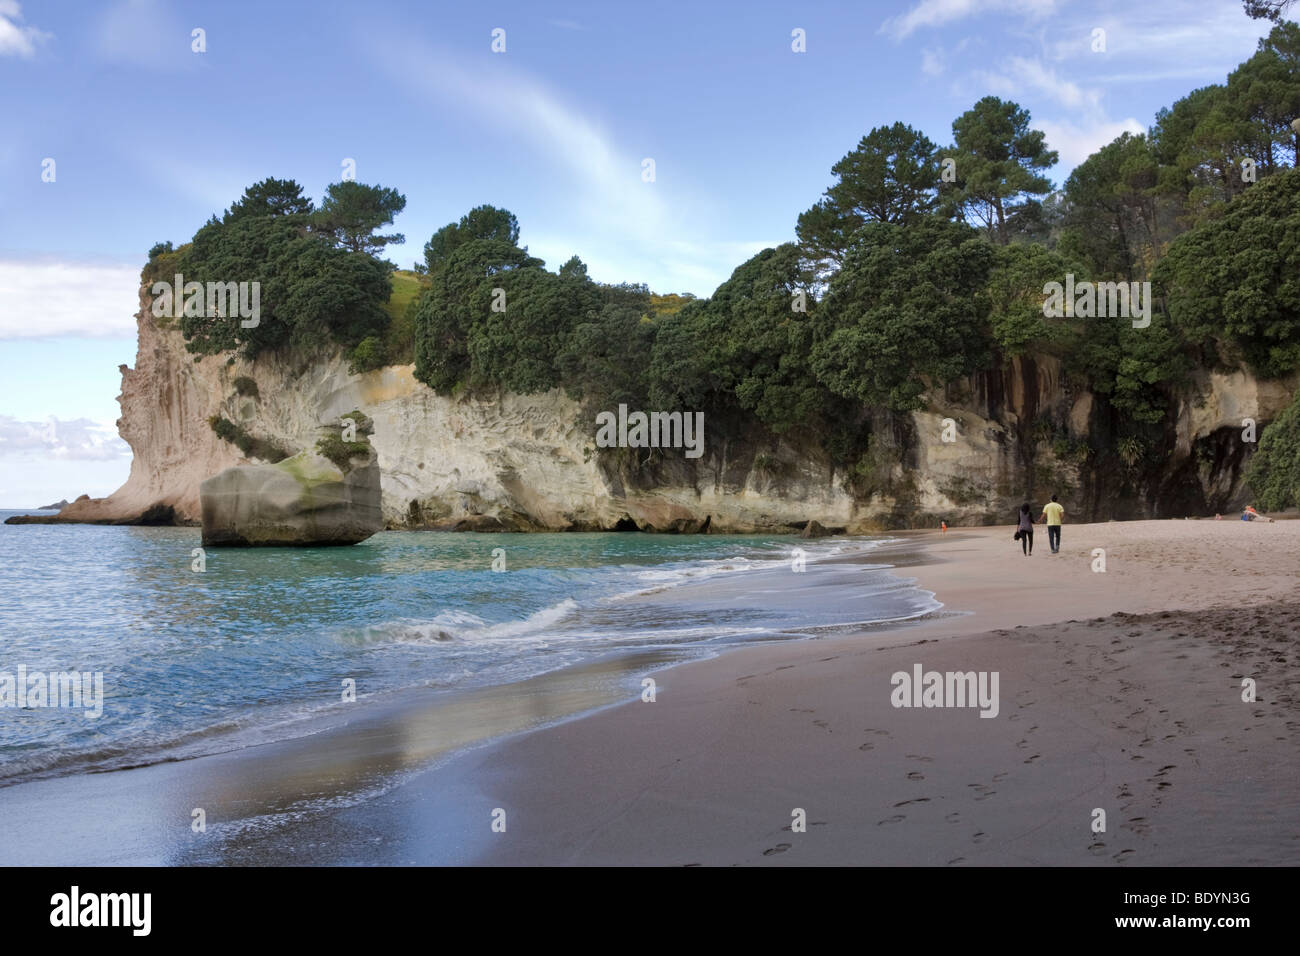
199,451 -> 382,547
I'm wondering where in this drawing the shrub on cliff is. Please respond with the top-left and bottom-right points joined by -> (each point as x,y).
161,178 -> 394,361
810,219 -> 996,412
1247,390 -> 1300,510
1156,168 -> 1300,378
207,415 -> 290,463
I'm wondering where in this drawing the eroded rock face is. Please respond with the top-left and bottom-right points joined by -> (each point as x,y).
57,286 -> 1300,532
199,453 -> 382,546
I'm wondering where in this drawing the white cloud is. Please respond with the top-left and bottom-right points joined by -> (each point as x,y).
0,258 -> 141,338
0,415 -> 129,461
881,0 -> 1058,41
1037,117 -> 1145,168
974,56 -> 1101,111
966,54 -> 1143,168
0,0 -> 50,57
921,48 -> 946,76
367,37 -> 764,295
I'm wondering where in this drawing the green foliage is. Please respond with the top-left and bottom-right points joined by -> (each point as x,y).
947,96 -> 1058,243
347,336 -> 387,374
797,122 -> 946,270
311,181 -> 407,256
315,411 -> 374,471
222,178 -> 314,221
207,415 -> 290,462
985,242 -> 1079,356
811,220 -> 996,411
315,434 -> 373,471
231,376 -> 259,399
1246,389 -> 1300,509
1059,132 -> 1162,280
412,225 -> 546,393
1155,167 -> 1300,377
423,205 -> 521,274
172,178 -> 392,360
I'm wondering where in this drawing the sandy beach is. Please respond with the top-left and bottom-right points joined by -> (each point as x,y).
1,518 -> 1296,866
456,519 -> 1300,865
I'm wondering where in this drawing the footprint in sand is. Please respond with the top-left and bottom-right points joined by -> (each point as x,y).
1088,841 -> 1107,854
946,812 -> 961,823
790,708 -> 814,713
972,832 -> 988,844
893,798 -> 931,807
1023,754 -> 1040,764
813,719 -> 830,730
1113,849 -> 1136,862
992,772 -> 1008,782
906,771 -> 925,780
906,754 -> 934,762
878,815 -> 906,825
763,843 -> 791,856
947,857 -> 966,865
859,742 -> 875,751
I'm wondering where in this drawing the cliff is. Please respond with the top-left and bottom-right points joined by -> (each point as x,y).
37,291 -> 1298,532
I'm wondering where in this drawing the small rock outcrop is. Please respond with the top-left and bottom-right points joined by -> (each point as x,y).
800,520 -> 832,538
200,451 -> 382,547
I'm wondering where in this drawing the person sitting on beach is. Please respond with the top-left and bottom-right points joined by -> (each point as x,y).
1040,493 -> 1064,554
1016,502 -> 1035,555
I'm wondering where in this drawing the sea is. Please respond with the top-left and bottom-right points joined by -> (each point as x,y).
0,513 -> 939,788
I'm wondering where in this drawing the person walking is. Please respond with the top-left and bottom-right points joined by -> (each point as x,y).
1016,502 -> 1035,556
1040,493 -> 1064,553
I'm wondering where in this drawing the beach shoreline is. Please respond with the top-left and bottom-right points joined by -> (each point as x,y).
2,519 -> 1297,865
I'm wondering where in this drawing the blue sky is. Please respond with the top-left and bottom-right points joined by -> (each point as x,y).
0,0 -> 1279,506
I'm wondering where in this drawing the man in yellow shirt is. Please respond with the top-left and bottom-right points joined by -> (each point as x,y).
1040,494 -> 1065,553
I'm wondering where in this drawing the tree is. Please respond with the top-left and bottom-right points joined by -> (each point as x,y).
412,211 -> 543,393
311,181 -> 407,256
1155,167 -> 1300,378
423,205 -> 521,274
177,191 -> 392,361
810,219 -> 995,411
1227,23 -> 1300,173
1059,132 -> 1162,281
1243,0 -> 1297,21
948,97 -> 1058,243
984,242 -> 1079,358
797,122 -> 944,271
222,178 -> 314,222
1246,389 -> 1300,510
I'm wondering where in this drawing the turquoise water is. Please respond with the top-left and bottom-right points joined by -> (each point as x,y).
0,514 -> 934,785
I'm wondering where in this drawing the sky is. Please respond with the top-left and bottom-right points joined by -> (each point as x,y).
0,0 -> 1280,506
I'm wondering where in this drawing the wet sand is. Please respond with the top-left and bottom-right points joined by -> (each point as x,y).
452,520 -> 1300,865
3,520 -> 1297,865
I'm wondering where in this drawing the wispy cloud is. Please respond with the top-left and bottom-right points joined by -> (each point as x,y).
370,36 -> 666,240
0,258 -> 140,338
0,0 -> 50,57
366,35 -> 759,294
881,0 -> 1059,41
0,415 -> 129,461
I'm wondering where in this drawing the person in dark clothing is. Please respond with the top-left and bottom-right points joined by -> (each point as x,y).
1016,502 -> 1035,555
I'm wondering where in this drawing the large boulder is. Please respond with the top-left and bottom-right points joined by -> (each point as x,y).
200,451 -> 382,546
